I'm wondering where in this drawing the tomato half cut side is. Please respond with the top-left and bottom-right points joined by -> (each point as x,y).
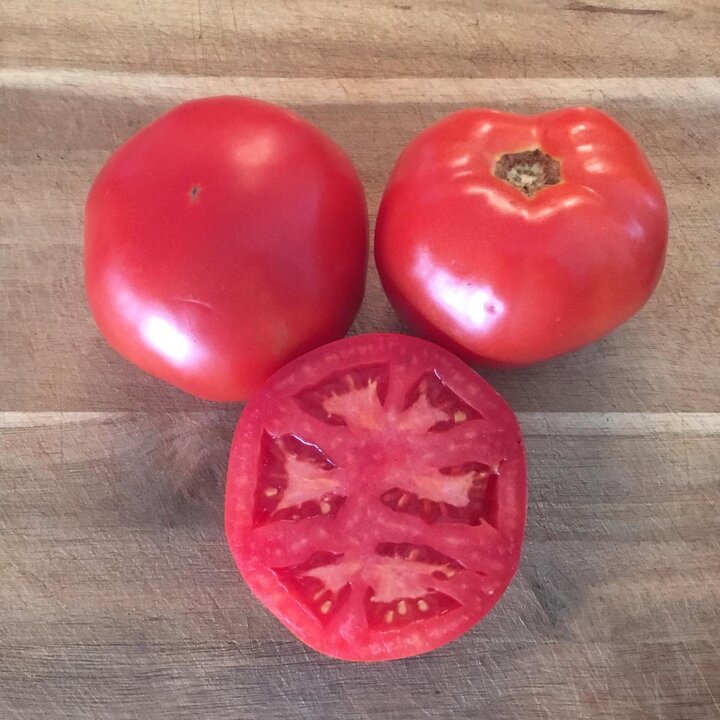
225,334 -> 527,661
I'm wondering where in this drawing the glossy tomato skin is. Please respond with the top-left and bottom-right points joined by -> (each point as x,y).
226,334 -> 527,661
375,107 -> 668,367
85,96 -> 368,401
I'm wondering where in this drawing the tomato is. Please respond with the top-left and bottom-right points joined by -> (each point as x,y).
374,107 -> 668,366
225,333 -> 526,661
85,96 -> 368,401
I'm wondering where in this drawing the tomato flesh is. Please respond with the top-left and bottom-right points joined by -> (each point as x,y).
226,334 -> 527,661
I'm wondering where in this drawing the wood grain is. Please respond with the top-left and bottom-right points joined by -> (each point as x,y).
2,0 -> 719,78
1,413 -> 719,719
1,0 -> 719,717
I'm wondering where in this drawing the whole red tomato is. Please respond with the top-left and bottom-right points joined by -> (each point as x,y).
85,96 -> 368,401
375,107 -> 668,366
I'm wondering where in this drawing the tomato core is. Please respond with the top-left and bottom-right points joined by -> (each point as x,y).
494,148 -> 562,197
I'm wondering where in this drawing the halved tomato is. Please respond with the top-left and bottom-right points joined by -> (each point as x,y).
225,334 -> 527,661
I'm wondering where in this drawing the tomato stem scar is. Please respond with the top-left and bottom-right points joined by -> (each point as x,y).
494,148 -> 561,197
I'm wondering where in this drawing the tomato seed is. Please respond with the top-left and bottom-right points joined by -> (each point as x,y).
264,487 -> 279,497
397,600 -> 408,616
320,501 -> 331,515
384,610 -> 395,623
319,600 -> 332,614
417,600 -> 429,612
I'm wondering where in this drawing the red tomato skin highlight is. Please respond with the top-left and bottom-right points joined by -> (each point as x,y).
375,107 -> 668,367
226,333 -> 527,662
85,96 -> 368,401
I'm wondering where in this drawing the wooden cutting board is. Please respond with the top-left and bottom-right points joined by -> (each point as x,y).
1,2 -> 718,718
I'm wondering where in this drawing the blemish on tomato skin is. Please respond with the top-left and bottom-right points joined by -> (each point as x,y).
189,184 -> 201,201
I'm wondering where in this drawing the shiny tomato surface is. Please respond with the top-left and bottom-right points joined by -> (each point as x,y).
85,96 -> 368,401
226,334 -> 526,661
375,107 -> 668,366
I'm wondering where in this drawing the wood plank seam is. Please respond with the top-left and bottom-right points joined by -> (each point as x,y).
2,69 -> 720,104
1,412 -> 719,433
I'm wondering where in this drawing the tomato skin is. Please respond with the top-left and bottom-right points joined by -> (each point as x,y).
375,107 -> 668,367
226,333 -> 527,661
85,96 -> 368,401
